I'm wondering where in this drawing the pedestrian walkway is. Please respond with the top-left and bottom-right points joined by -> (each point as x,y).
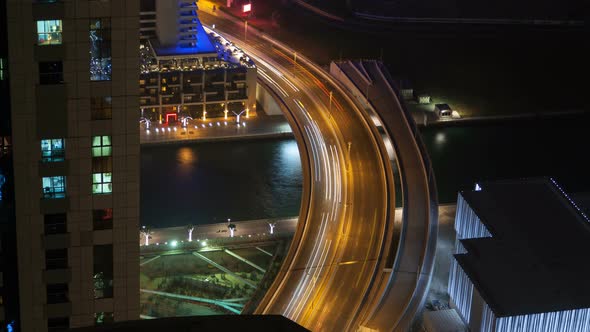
140,114 -> 293,145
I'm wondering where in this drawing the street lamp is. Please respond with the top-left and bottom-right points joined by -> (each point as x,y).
232,109 -> 247,124
181,116 -> 193,129
244,20 -> 248,41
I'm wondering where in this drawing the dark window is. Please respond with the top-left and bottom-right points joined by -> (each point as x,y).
48,317 -> 69,332
46,283 -> 69,304
90,18 -> 111,81
93,208 -> 113,230
93,245 -> 113,298
39,61 -> 63,84
44,213 -> 67,234
91,96 -> 112,120
45,248 -> 68,270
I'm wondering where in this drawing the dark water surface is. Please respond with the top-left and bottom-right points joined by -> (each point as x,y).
141,113 -> 589,227
420,113 -> 590,203
141,139 -> 303,227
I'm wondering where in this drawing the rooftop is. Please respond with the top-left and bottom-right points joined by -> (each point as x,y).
456,177 -> 590,317
150,19 -> 216,57
68,315 -> 308,332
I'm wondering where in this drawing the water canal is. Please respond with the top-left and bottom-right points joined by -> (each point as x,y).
141,113 -> 589,227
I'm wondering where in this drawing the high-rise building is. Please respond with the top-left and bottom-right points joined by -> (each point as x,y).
449,178 -> 590,331
4,1 -> 140,331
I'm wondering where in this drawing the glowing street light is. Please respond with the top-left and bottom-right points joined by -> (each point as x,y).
170,240 -> 178,248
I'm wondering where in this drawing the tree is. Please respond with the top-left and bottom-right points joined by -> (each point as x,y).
187,224 -> 195,242
140,225 -> 151,246
268,222 -> 276,234
228,223 -> 236,237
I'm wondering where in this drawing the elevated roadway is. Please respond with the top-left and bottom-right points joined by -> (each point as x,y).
331,60 -> 438,330
198,8 -> 437,331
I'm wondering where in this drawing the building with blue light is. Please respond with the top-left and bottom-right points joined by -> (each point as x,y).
449,178 -> 590,331
139,0 -> 257,124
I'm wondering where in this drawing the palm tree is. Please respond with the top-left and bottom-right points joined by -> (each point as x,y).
228,223 -> 236,238
187,224 -> 195,242
140,226 -> 151,246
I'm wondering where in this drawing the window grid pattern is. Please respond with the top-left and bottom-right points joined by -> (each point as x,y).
42,176 -> 65,199
41,138 -> 65,162
92,136 -> 112,157
37,20 -> 62,45
91,96 -> 113,120
92,172 -> 112,194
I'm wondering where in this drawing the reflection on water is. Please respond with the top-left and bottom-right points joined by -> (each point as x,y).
141,139 -> 303,228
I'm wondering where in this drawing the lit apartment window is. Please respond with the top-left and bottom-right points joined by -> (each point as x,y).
46,283 -> 69,304
36,20 -> 62,45
93,245 -> 113,299
93,208 -> 113,230
47,317 -> 69,332
91,135 -> 111,157
90,18 -> 111,81
42,176 -> 65,199
92,172 -> 112,194
94,312 -> 114,325
39,61 -> 63,84
91,96 -> 112,120
41,138 -> 65,162
44,213 -> 67,234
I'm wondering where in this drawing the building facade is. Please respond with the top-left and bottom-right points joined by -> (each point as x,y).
139,0 -> 257,124
5,0 -> 140,331
448,179 -> 590,332
1,1 -> 21,330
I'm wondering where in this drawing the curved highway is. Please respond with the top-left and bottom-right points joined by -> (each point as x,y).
198,6 -> 437,332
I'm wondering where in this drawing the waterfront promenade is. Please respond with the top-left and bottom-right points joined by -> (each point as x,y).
140,114 -> 293,145
140,217 -> 299,247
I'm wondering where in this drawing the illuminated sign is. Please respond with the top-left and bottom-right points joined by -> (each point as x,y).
243,3 -> 251,13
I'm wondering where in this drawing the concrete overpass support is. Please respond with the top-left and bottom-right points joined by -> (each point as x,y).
256,83 -> 283,115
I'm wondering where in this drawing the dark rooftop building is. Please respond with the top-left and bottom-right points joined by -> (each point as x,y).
68,315 -> 309,332
448,178 -> 590,331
